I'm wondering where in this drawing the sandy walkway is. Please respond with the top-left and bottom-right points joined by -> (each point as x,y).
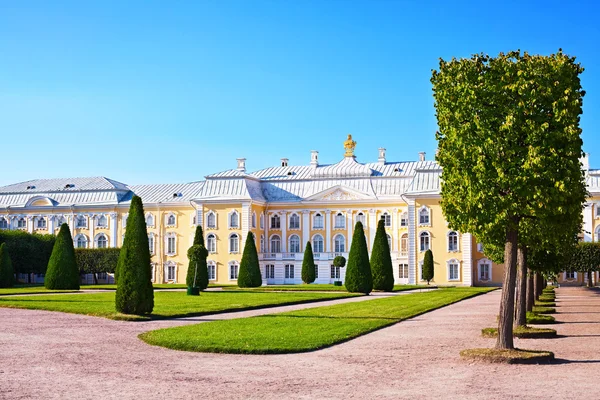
1,287 -> 599,399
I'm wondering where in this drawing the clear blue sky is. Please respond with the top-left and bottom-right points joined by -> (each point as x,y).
1,0 -> 598,186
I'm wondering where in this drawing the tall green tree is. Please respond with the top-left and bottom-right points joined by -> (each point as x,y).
432,50 -> 587,349
186,226 -> 209,290
371,219 -> 394,291
422,249 -> 434,285
569,242 -> 600,288
115,196 -> 154,315
0,243 -> 14,288
237,232 -> 262,288
45,224 -> 80,290
301,241 -> 316,284
344,221 -> 372,294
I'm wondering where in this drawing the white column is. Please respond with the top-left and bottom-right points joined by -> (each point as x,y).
196,202 -> 203,227
48,215 -> 55,233
583,202 -> 593,242
89,215 -> 95,248
281,211 -> 287,253
241,202 -> 250,244
346,209 -> 353,253
461,232 -> 473,286
408,200 -> 416,284
109,212 -> 118,247
69,214 -> 75,233
302,210 -> 310,249
391,208 -> 398,252
27,216 -> 34,233
264,212 -> 270,253
325,210 -> 332,252
368,209 -> 377,250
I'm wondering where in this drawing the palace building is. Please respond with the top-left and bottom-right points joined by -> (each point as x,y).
1,136 -> 599,287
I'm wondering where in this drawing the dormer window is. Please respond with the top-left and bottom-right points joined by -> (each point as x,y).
172,192 -> 182,198
64,184 -> 75,189
27,185 -> 36,190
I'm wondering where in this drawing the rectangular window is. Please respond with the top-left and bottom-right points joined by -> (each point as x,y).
230,264 -> 239,280
167,266 -> 176,281
208,264 -> 216,280
334,214 -> 345,229
314,264 -> 319,279
449,263 -> 459,280
167,237 -> 176,254
285,264 -> 295,279
265,264 -> 275,279
477,243 -> 484,252
330,265 -> 340,279
383,214 -> 391,227
566,271 -> 575,280
480,263 -> 490,280
399,264 -> 409,279
97,272 -> 108,280
400,214 -> 408,227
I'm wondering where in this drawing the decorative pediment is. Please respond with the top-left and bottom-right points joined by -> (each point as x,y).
305,185 -> 374,202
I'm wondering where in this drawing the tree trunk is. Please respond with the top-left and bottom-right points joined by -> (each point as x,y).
526,270 -> 534,312
514,247 -> 528,327
93,273 -> 98,285
534,272 -> 541,300
588,270 -> 593,288
496,225 -> 518,350
538,274 -> 545,297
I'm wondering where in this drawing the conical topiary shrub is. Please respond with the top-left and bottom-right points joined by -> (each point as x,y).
237,232 -> 262,287
371,219 -> 395,291
0,243 -> 14,288
301,241 -> 316,284
45,223 -> 80,290
422,249 -> 434,285
344,221 -> 372,294
193,224 -> 205,247
115,196 -> 154,315
186,226 -> 209,291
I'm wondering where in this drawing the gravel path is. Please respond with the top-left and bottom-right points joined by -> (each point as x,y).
1,287 -> 599,399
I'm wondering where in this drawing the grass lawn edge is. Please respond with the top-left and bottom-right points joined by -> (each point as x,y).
481,326 -> 557,339
460,348 -> 555,364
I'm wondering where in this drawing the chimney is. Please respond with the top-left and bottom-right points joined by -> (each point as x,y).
281,158 -> 289,167
418,152 -> 426,162
310,150 -> 319,167
378,148 -> 386,165
581,153 -> 590,173
236,158 -> 246,173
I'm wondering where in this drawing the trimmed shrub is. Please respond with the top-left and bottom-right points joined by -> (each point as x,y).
0,231 -> 55,278
0,243 -> 15,288
301,241 -> 316,284
237,232 -> 262,288
422,249 -> 434,284
371,219 -> 394,291
344,221 -> 372,294
45,224 -> 80,290
193,224 -> 205,247
186,244 -> 209,290
115,196 -> 154,315
333,256 -> 346,268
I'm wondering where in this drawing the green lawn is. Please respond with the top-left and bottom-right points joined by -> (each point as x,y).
0,286 -> 79,296
0,290 -> 357,321
139,287 -> 495,354
80,283 -> 236,290
222,284 -> 429,292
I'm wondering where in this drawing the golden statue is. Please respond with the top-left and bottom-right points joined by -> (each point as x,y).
344,134 -> 356,157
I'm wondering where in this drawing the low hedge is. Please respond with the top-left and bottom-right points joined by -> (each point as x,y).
0,231 -> 55,276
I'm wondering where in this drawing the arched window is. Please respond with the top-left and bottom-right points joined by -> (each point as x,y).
356,212 -> 366,226
0,217 -> 7,229
207,261 -> 216,280
313,234 -> 324,253
382,212 -> 391,227
400,212 -> 408,227
270,235 -> 281,253
313,213 -> 324,229
148,234 -> 155,255
206,234 -> 216,253
400,233 -> 408,255
166,233 -> 177,255
334,234 -> 345,253
206,212 -> 216,228
447,259 -> 460,281
76,215 -> 87,228
420,232 -> 430,252
386,234 -> 392,250
95,234 -> 108,249
334,213 -> 345,229
271,214 -> 281,229
36,217 -> 47,229
289,213 -> 300,229
448,231 -> 459,252
167,214 -> 176,226
17,217 -> 26,229
75,234 -> 88,249
251,212 -> 256,229
97,215 -> 108,228
229,211 -> 239,228
145,214 -> 154,227
229,261 -> 239,280
289,235 -> 301,253
260,213 -> 264,229
419,207 -> 430,225
229,234 -> 240,253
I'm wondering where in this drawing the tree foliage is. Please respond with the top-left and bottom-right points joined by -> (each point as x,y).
0,230 -> 54,277
75,248 -> 120,275
45,223 -> 80,290
0,243 -> 14,288
186,226 -> 209,290
371,219 -> 394,291
333,256 -> 346,268
569,242 -> 600,284
237,232 -> 262,288
301,241 -> 316,284
344,221 -> 372,294
422,249 -> 434,285
432,50 -> 586,349
115,196 -> 154,315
